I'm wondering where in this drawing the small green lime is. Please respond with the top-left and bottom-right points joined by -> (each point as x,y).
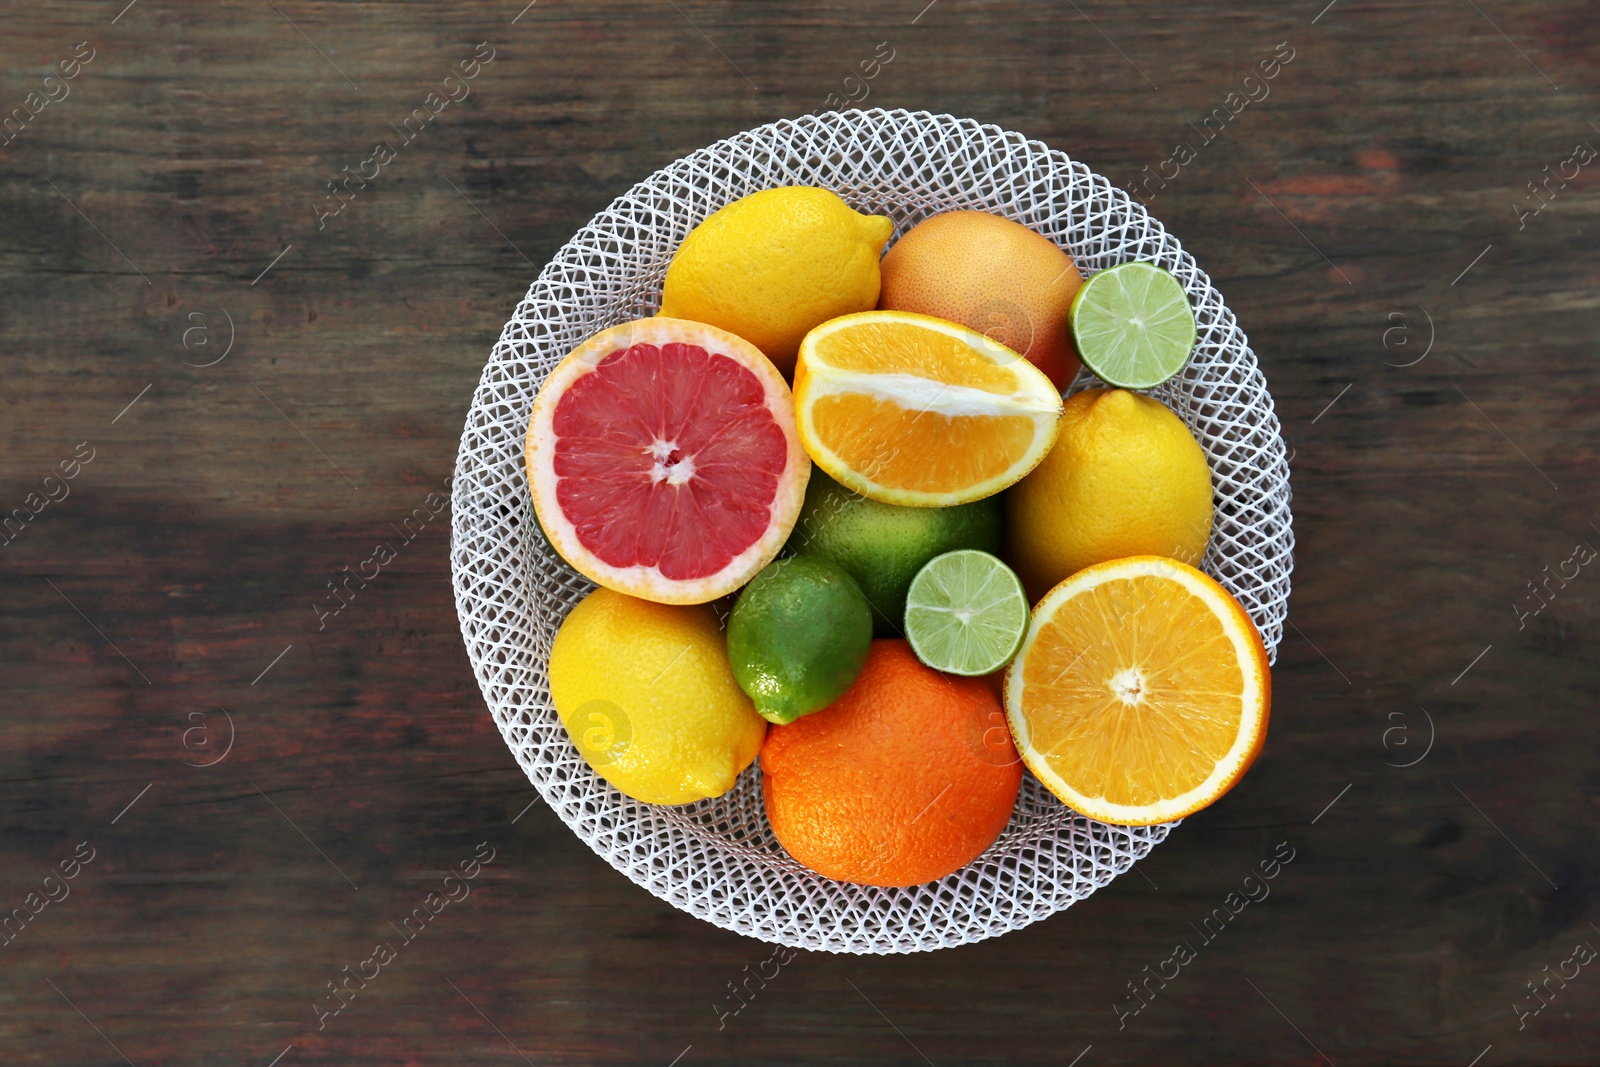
904,550 -> 1029,675
1069,261 -> 1196,389
725,555 -> 872,725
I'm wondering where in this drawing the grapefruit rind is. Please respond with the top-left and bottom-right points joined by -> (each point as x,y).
526,317 -> 810,605
794,311 -> 1063,507
1003,555 -> 1270,826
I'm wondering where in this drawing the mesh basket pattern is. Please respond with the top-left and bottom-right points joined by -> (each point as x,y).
451,109 -> 1294,954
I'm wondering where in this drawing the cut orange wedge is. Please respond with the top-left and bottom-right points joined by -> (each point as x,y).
793,311 -> 1063,506
1004,556 -> 1270,826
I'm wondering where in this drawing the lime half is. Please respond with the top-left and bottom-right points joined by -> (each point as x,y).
903,550 -> 1029,676
1069,261 -> 1196,389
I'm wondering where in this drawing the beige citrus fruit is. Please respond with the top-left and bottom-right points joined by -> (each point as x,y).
793,310 -> 1063,507
1004,556 -> 1270,826
1006,388 -> 1212,601
879,210 -> 1083,390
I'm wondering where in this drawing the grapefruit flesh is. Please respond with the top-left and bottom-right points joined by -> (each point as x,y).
527,318 -> 810,605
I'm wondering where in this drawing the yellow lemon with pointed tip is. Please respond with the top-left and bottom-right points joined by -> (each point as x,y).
549,587 -> 766,805
1006,388 -> 1213,601
659,187 -> 894,375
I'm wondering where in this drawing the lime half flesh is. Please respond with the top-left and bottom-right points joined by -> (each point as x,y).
903,550 -> 1029,676
1069,261 -> 1196,389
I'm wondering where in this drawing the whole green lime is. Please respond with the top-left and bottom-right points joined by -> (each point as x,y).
786,471 -> 1003,635
726,555 -> 872,725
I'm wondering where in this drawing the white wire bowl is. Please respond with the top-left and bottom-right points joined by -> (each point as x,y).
451,108 -> 1294,955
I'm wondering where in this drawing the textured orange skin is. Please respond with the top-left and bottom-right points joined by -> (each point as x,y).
761,640 -> 1022,887
878,210 -> 1083,390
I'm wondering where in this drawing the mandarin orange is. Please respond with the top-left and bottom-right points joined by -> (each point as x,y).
761,639 -> 1021,886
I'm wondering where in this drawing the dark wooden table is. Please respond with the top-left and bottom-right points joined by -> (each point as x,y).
3,1 -> 1597,1063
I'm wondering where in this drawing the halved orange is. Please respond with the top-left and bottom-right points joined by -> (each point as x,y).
793,311 -> 1063,506
1004,556 -> 1270,826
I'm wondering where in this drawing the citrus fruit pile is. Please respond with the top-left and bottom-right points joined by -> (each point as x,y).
528,187 -> 1271,889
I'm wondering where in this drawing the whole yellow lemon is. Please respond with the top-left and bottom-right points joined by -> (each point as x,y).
549,587 -> 766,805
659,187 -> 893,375
1006,389 -> 1213,600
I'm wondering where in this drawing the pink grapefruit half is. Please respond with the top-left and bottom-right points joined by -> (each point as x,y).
526,317 -> 811,605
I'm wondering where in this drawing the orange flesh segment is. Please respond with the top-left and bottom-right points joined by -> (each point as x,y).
809,394 -> 1041,494
1021,575 -> 1245,808
809,320 -> 1022,394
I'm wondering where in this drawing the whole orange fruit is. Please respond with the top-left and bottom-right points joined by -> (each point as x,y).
878,210 -> 1083,390
761,639 -> 1022,886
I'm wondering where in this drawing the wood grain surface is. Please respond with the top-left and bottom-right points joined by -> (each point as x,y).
2,1 -> 1598,1064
